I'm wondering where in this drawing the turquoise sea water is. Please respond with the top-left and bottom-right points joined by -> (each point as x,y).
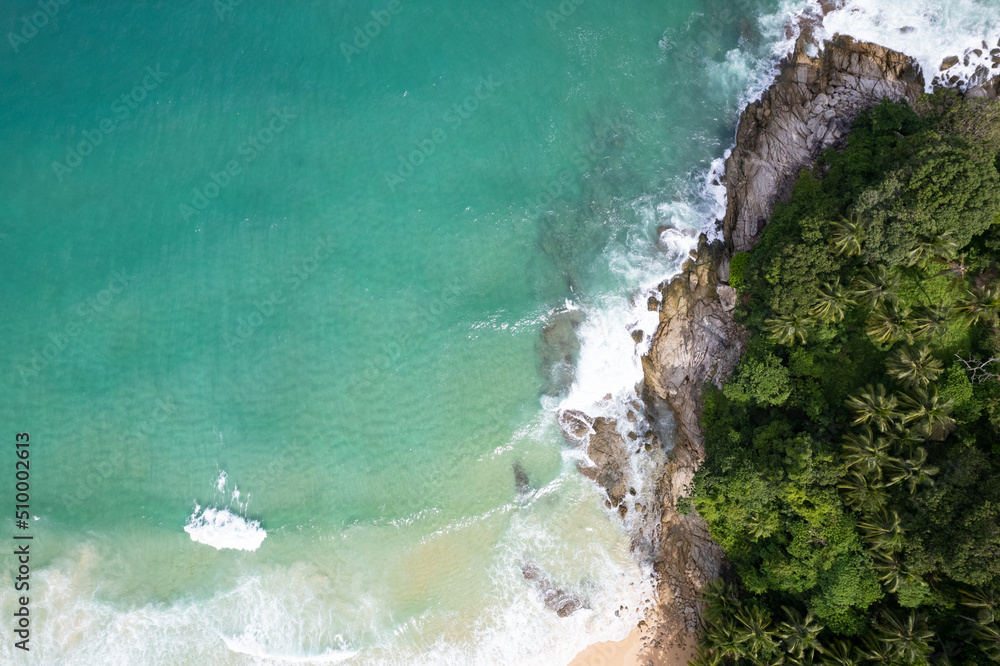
2,1 -> 996,664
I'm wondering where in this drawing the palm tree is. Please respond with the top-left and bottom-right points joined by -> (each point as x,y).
829,213 -> 866,257
821,639 -> 859,665
688,642 -> 726,666
961,587 -> 1000,661
872,550 -> 906,593
701,578 -> 738,626
852,265 -> 900,310
858,510 -> 905,553
961,587 -> 1000,612
705,615 -> 745,661
811,280 -> 856,323
765,312 -> 812,346
885,446 -> 939,494
904,232 -> 958,269
911,304 -> 952,340
858,632 -> 900,663
838,470 -> 889,514
734,605 -> 780,662
876,610 -> 935,663
845,384 -> 901,433
777,606 -> 825,661
886,344 -> 944,388
956,285 -> 1000,326
930,251 -> 970,284
899,387 -> 955,437
866,301 -> 913,345
842,427 -> 898,479
889,423 -> 926,445
971,620 -> 1000,662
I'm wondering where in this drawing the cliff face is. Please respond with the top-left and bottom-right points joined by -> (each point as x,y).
635,35 -> 928,660
638,236 -> 740,655
722,35 -> 925,255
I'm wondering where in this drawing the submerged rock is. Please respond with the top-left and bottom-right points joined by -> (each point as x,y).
521,562 -> 588,617
538,308 -> 585,395
513,460 -> 531,494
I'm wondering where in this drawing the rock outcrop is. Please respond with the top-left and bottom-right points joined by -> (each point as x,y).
560,409 -> 634,516
637,236 -> 742,656
932,38 -> 1000,94
637,34 -> 929,660
722,34 -> 925,254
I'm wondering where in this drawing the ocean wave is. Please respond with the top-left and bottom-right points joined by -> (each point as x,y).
822,0 -> 1000,91
184,471 -> 267,552
222,635 -> 359,663
184,505 -> 267,552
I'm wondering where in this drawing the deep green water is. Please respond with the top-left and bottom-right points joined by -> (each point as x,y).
4,0 -> 991,663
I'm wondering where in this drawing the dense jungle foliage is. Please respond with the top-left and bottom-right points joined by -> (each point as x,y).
689,91 -> 1000,665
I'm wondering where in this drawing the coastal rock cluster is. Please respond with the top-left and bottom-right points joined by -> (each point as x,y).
559,407 -> 649,520
935,38 -> 1000,95
521,562 -> 589,618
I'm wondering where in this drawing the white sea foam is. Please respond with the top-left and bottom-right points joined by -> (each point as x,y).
184,471 -> 267,551
222,635 -> 359,663
821,0 -> 1000,91
184,505 -> 267,552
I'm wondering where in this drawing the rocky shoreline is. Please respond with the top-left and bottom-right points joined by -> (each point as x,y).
562,27 -> 1000,664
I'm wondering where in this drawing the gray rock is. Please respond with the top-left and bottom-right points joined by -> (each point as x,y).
941,55 -> 960,70
575,416 -> 630,508
716,285 -> 738,312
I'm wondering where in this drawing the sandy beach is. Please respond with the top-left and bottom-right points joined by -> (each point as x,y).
567,625 -> 697,666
